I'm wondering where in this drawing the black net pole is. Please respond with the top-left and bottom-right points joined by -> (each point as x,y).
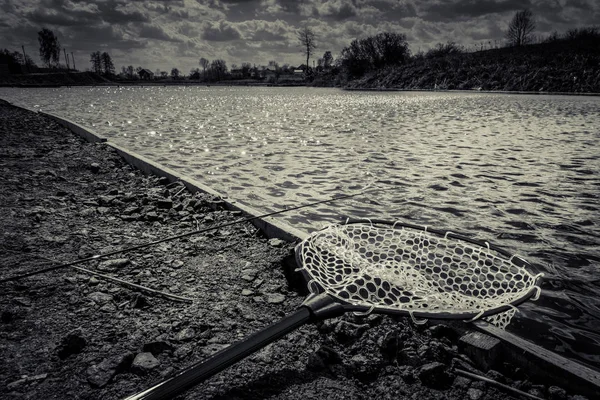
124,307 -> 312,400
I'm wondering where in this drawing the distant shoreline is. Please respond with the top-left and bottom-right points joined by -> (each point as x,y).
2,80 -> 599,97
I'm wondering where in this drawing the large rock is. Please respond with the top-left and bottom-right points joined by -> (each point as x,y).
418,362 -> 454,389
87,354 -> 132,387
131,352 -> 160,374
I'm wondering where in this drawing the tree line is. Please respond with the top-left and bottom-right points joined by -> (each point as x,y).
2,9 -> 597,87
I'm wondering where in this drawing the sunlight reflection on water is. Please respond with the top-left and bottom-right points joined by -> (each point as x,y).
2,86 -> 600,370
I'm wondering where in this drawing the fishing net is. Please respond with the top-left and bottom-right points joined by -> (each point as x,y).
296,220 -> 542,328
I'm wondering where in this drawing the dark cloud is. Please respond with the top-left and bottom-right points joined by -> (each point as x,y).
320,2 -> 358,20
202,20 -> 242,41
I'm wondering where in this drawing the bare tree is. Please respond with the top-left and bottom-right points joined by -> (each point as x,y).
298,26 -> 317,76
101,52 -> 115,75
506,9 -> 536,47
89,51 -> 102,74
199,57 -> 209,79
38,28 -> 61,68
322,51 -> 333,69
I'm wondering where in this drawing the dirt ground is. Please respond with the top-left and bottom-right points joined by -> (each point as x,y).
0,101 -> 584,400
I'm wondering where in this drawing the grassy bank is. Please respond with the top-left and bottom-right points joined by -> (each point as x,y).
345,38 -> 600,93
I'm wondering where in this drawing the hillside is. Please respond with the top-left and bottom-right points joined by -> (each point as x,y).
345,38 -> 600,93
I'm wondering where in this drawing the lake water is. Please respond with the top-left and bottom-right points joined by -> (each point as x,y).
1,86 -> 599,370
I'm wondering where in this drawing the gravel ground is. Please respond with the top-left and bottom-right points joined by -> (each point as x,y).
0,101 -> 583,400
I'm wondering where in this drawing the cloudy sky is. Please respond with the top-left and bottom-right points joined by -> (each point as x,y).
1,0 -> 598,73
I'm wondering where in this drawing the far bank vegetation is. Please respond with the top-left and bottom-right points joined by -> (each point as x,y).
1,9 -> 599,93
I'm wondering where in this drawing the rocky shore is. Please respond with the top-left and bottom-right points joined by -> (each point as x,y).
0,102 -> 586,399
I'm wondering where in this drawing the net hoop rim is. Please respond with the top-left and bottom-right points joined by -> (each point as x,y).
295,219 -> 543,321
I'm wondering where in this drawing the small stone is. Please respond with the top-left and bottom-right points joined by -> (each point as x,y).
418,362 -> 454,389
241,289 -> 253,296
548,386 -> 567,400
90,163 -> 100,173
467,388 -> 484,400
241,268 -> 258,282
174,327 -> 196,342
268,238 -> 285,248
157,198 -> 173,209
122,206 -> 140,215
171,260 -> 184,269
98,195 -> 116,205
99,303 -> 117,313
97,258 -> 130,272
158,176 -> 170,185
306,345 -> 342,370
334,320 -> 369,341
14,297 -> 32,307
145,211 -> 160,221
398,348 -> 420,366
87,359 -> 117,387
266,293 -> 286,304
131,352 -> 160,374
88,277 -> 100,286
88,292 -> 114,304
174,344 -> 193,359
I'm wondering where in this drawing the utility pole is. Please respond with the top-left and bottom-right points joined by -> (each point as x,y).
71,52 -> 76,71
63,49 -> 70,70
21,45 -> 29,73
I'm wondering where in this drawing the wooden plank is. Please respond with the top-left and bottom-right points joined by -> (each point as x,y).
474,321 -> 600,398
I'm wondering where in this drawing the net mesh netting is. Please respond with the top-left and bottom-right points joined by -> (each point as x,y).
298,222 -> 542,328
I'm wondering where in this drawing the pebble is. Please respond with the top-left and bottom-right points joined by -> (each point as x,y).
97,258 -> 130,272
174,327 -> 196,342
548,386 -> 567,400
14,297 -> 32,307
268,238 -> 285,248
157,198 -> 173,209
266,293 -> 286,304
306,345 -> 342,370
241,268 -> 258,281
334,320 -> 369,340
241,289 -> 253,296
90,163 -> 100,173
418,362 -> 454,389
174,344 -> 193,360
88,292 -> 114,304
467,388 -> 484,400
131,352 -> 160,374
86,357 -> 120,387
145,211 -> 160,221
